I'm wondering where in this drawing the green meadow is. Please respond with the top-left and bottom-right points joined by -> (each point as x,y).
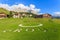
0,18 -> 60,40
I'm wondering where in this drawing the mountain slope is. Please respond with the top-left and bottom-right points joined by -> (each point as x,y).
0,8 -> 10,14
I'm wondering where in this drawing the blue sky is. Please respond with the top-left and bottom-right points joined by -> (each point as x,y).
0,0 -> 60,15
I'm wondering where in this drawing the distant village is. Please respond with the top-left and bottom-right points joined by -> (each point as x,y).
0,9 -> 52,19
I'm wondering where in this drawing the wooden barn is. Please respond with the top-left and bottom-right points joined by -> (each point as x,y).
0,12 -> 7,18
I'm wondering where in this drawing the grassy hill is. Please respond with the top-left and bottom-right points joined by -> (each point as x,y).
0,18 -> 60,40
0,8 -> 10,14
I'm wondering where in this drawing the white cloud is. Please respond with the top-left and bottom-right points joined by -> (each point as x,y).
0,3 -> 40,13
30,4 -> 35,9
54,12 -> 60,16
34,9 -> 40,12
0,4 -> 10,10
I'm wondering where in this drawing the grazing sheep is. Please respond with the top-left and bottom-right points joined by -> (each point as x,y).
19,24 -> 22,27
32,29 -> 34,32
3,30 -> 6,32
26,29 -> 28,31
13,29 -> 20,32
38,24 -> 43,26
44,30 -> 47,32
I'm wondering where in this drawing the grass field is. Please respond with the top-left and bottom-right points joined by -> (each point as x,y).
0,18 -> 60,40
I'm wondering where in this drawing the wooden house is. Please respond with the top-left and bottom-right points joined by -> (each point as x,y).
34,14 -> 52,18
13,13 -> 20,18
43,14 -> 52,18
12,12 -> 34,18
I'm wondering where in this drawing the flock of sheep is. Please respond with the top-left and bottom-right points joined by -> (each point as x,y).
2,23 -> 47,33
